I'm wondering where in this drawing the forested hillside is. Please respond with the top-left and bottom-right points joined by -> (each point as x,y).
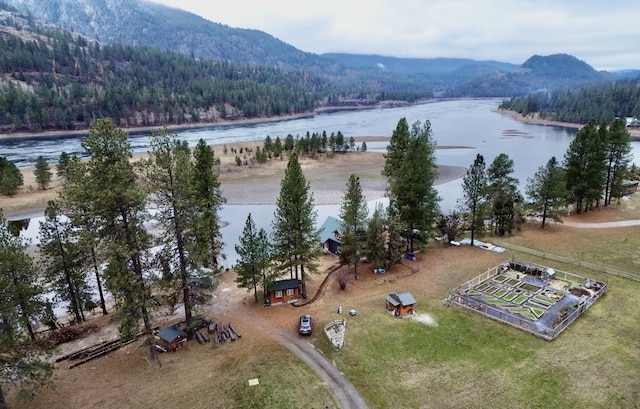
446,54 -> 608,97
5,0 -> 621,100
0,7 -> 335,133
499,77 -> 640,124
0,4 -> 439,134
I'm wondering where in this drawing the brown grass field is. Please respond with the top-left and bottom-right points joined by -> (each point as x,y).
3,140 -> 640,409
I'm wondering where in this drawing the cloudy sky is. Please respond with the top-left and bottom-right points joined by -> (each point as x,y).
150,0 -> 639,71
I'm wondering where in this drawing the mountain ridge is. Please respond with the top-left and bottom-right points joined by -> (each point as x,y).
2,0 -> 631,100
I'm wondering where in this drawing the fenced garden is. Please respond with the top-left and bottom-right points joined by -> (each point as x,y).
446,257 -> 607,340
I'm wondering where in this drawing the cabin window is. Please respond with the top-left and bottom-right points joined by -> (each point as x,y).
274,290 -> 283,298
286,288 -> 294,296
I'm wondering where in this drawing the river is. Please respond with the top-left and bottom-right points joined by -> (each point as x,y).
5,98 -> 640,267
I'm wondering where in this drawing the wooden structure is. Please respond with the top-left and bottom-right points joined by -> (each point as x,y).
385,292 -> 417,317
265,279 -> 302,306
319,216 -> 342,256
208,321 -> 242,346
622,180 -> 638,195
156,324 -> 187,352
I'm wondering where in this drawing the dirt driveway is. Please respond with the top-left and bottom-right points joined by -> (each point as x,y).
209,263 -> 369,409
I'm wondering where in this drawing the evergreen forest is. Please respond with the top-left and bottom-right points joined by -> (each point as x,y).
0,7 -> 434,135
499,77 -> 640,125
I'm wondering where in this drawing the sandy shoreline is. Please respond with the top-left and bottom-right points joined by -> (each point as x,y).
1,137 -> 467,219
498,109 -> 640,140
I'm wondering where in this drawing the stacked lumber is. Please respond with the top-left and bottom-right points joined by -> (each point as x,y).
56,337 -> 136,369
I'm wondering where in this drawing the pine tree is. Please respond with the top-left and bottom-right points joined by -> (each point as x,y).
603,118 -> 632,205
60,155 -> 109,316
191,139 -> 226,269
34,155 -> 52,190
38,200 -> 89,324
0,211 -> 54,405
382,117 -> 410,181
564,120 -> 606,213
525,157 -> 567,228
72,118 -> 157,358
0,157 -> 23,196
57,151 -> 71,181
142,128 -> 208,333
487,153 -> 519,235
461,154 -> 488,245
338,174 -> 369,279
235,213 -> 272,303
365,202 -> 387,270
271,152 -> 321,297
385,119 -> 440,253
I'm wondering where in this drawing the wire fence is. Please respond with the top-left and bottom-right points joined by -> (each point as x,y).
494,241 -> 639,282
446,257 -> 607,340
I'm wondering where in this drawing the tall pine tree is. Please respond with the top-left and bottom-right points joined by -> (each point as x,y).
72,118 -> 157,359
0,211 -> 53,406
191,139 -> 226,269
142,128 -> 208,334
564,120 -> 607,213
603,118 -> 632,205
235,213 -> 272,303
338,174 -> 368,279
38,200 -> 89,324
385,119 -> 440,253
33,155 -> 52,190
461,154 -> 488,245
271,152 -> 321,297
525,156 -> 567,228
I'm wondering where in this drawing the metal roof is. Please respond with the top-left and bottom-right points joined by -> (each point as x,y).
384,292 -> 417,307
319,216 -> 343,244
158,325 -> 187,343
267,279 -> 302,291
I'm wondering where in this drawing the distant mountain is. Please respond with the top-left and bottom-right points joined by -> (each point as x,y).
2,0 -> 625,99
323,53 -> 518,75
447,54 -> 609,97
3,0 -> 344,73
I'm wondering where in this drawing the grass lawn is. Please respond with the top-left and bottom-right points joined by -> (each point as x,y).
314,195 -> 640,409
7,193 -> 640,409
318,271 -> 640,409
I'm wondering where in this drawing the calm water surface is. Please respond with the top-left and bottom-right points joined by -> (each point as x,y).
7,99 -> 640,266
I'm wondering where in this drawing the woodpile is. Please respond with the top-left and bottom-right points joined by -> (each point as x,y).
56,336 -> 137,369
207,320 -> 241,346
47,323 -> 100,345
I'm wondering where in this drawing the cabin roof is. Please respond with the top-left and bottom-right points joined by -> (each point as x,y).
158,325 -> 187,343
267,279 -> 302,292
319,216 -> 343,244
385,291 -> 417,307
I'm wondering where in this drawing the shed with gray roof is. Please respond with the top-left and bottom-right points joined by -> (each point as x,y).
385,292 -> 417,317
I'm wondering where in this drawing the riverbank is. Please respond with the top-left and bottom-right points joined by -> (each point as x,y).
0,137 -> 467,219
0,111 -> 318,141
498,109 -> 640,140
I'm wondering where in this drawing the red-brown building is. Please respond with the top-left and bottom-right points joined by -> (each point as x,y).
265,279 -> 302,306
385,292 -> 417,317
156,324 -> 187,352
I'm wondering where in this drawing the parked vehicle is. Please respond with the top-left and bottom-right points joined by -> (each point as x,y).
299,314 -> 312,335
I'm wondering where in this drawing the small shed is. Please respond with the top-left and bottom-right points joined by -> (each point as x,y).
622,180 -> 638,195
385,292 -> 417,317
319,216 -> 343,256
265,279 -> 302,306
157,324 -> 187,352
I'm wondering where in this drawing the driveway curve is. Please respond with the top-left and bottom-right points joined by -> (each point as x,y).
211,281 -> 369,409
561,219 -> 640,228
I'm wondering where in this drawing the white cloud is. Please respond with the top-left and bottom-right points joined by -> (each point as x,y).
150,0 -> 640,70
